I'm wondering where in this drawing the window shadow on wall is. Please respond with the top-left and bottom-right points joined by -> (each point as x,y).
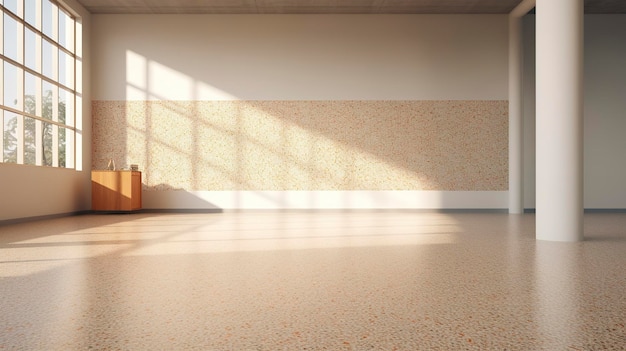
92,50 -> 508,208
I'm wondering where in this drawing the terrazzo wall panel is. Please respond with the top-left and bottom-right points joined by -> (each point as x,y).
92,100 -> 508,192
92,14 -> 510,209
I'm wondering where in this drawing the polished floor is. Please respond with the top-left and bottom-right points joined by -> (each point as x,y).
1,211 -> 625,350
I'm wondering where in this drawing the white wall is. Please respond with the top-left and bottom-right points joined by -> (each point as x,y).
523,15 -> 626,209
0,0 -> 91,222
92,14 -> 509,210
92,14 -> 508,101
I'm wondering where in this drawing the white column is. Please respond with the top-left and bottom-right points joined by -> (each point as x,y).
508,15 -> 524,214
536,0 -> 584,241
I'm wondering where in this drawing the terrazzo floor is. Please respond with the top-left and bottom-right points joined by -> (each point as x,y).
1,211 -> 625,350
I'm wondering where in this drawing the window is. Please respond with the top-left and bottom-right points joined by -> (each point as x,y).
1,0 -> 78,168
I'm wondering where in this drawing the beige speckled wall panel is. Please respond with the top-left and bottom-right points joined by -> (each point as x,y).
92,100 -> 507,192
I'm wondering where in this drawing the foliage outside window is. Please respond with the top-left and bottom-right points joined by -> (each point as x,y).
1,0 -> 77,168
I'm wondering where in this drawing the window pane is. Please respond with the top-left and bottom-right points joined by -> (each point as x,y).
24,116 -> 36,165
59,126 -> 68,168
3,0 -> 18,15
3,61 -> 21,110
63,90 -> 73,127
43,121 -> 53,166
25,28 -> 38,71
59,10 -> 74,52
3,13 -> 19,62
3,111 -> 19,163
42,0 -> 56,40
42,81 -> 54,120
58,88 -> 74,126
24,72 -> 39,115
42,40 -> 56,79
59,88 -> 66,124
25,0 -> 38,28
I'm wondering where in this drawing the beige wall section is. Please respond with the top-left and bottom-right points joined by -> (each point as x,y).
92,14 -> 509,101
0,0 -> 91,222
93,100 -> 508,191
583,15 -> 626,209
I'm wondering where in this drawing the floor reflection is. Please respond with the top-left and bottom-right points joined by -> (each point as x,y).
535,242 -> 583,348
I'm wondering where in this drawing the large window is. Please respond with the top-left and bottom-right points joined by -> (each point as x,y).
1,0 -> 78,168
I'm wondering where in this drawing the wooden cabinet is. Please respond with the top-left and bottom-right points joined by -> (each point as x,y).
92,171 -> 142,211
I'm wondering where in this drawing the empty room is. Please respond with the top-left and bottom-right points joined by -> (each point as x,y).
1,0 -> 625,349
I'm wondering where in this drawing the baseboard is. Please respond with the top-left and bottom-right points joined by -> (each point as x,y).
142,190 -> 509,210
136,208 -> 224,214
524,208 -> 626,214
0,210 -> 91,226
584,208 -> 626,213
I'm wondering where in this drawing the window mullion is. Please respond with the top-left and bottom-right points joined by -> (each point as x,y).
1,112 -> 4,161
36,0 -> 42,31
15,66 -> 24,112
17,22 -> 24,65
69,14 -> 77,169
52,1 -> 58,42
0,52 -> 4,106
74,93 -> 81,169
17,0 -> 25,20
0,10 -> 4,59
35,31 -> 42,74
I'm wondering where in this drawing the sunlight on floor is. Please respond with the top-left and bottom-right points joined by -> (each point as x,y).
1,212 -> 461,276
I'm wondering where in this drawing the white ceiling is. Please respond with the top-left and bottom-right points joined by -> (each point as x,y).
73,0 -> 626,15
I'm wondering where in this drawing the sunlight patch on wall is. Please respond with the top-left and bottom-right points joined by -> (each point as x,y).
125,50 -> 237,101
92,51 -> 507,192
